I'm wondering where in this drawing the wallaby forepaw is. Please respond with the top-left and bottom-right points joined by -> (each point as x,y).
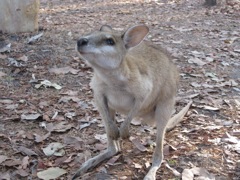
119,124 -> 130,139
108,124 -> 120,140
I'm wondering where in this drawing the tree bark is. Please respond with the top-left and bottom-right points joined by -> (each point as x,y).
0,0 -> 39,33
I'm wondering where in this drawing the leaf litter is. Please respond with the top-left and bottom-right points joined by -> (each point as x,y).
0,0 -> 239,179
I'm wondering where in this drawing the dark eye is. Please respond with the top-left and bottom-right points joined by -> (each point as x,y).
106,38 -> 115,46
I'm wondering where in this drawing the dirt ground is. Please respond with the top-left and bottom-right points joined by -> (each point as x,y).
0,0 -> 239,179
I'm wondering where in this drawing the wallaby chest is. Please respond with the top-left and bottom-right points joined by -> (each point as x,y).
107,87 -> 134,113
91,71 -> 155,115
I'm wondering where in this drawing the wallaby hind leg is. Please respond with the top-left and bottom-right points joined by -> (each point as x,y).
72,139 -> 121,179
72,97 -> 120,179
144,98 -> 175,180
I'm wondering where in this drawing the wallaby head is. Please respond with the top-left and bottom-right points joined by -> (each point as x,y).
77,25 -> 149,70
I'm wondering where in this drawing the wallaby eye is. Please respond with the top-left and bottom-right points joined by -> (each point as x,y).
106,38 -> 115,46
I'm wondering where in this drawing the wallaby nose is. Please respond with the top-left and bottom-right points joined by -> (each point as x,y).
77,38 -> 88,47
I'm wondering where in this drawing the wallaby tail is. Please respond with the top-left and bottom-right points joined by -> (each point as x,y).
166,100 -> 192,132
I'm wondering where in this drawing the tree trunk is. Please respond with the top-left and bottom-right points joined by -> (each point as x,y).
0,0 -> 39,33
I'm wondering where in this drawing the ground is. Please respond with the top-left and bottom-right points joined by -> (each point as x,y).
0,0 -> 239,180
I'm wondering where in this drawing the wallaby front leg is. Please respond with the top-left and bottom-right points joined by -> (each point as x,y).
72,96 -> 120,179
144,99 -> 174,180
120,100 -> 141,139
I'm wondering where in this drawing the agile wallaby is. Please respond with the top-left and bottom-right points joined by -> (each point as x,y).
73,25 -> 183,180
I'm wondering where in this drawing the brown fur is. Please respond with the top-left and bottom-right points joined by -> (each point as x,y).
73,25 -> 179,180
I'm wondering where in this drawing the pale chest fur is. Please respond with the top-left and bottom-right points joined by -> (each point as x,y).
91,72 -> 155,116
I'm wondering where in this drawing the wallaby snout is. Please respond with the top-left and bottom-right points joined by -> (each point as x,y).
77,38 -> 88,47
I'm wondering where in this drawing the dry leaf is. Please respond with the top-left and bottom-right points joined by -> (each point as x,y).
130,137 -> 148,152
222,132 -> 239,144
95,143 -> 106,151
0,155 -> 8,164
0,172 -> 10,180
131,118 -> 142,126
18,55 -> 28,62
37,167 -> 67,180
0,99 -> 13,104
49,66 -> 79,75
60,90 -> 78,96
182,168 -> 194,180
4,159 -> 22,166
220,79 -> 238,87
95,134 -> 107,144
15,169 -> 29,177
133,162 -> 142,169
203,105 -> 220,111
28,33 -> 43,44
0,43 -> 11,53
191,82 -> 202,88
35,80 -> 62,90
58,96 -> 81,103
164,161 -> 181,177
47,121 -> 74,132
0,54 -> 7,59
107,154 -> 121,165
63,136 -> 83,150
18,146 -> 38,156
80,118 -> 97,130
0,71 -> 6,78
42,142 -> 65,156
163,144 -> 177,156
5,104 -> 18,110
182,167 -> 215,180
34,132 -> 51,143
21,113 -> 41,120
188,58 -> 207,66
65,112 -> 76,119
21,156 -> 29,169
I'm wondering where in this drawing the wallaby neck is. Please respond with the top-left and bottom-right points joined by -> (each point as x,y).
93,59 -> 130,86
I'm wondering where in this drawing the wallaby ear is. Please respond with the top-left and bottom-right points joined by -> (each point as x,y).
123,25 -> 149,49
100,25 -> 113,32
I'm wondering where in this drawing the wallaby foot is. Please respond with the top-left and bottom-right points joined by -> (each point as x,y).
144,156 -> 163,180
144,164 -> 161,180
72,140 -> 121,180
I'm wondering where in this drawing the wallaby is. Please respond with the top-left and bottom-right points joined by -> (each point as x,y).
73,25 -> 187,180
